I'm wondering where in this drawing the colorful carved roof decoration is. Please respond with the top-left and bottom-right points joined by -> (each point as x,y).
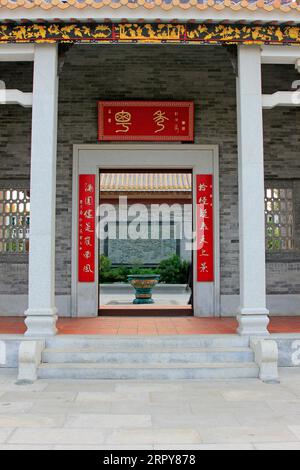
0,0 -> 299,13
1,22 -> 300,44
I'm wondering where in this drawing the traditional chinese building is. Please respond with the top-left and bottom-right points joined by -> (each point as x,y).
0,1 -> 299,357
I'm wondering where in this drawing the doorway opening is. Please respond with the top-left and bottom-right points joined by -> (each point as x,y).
98,169 -> 193,316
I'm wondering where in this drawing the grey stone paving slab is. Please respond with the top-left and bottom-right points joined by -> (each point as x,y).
53,445 -> 154,450
149,390 -> 225,403
267,400 -> 300,414
0,368 -> 299,449
45,381 -> 117,393
0,428 -> 15,444
0,415 -> 66,428
76,391 -> 150,403
232,409 -> 287,427
110,402 -> 191,415
287,425 -> 300,440
100,291 -> 189,307
254,442 -> 300,450
8,428 -> 107,445
26,401 -> 73,415
68,402 -> 112,414
232,408 -> 300,427
106,428 -> 201,445
153,444 -> 255,450
199,425 -> 299,444
115,383 -> 183,393
29,400 -> 111,415
222,388 -> 299,402
175,379 -> 274,391
151,411 -> 240,428
280,385 -> 300,398
0,391 -> 77,403
276,414 -> 300,426
0,444 -> 55,450
64,414 -> 152,429
0,374 -> 47,390
189,400 -> 274,414
3,382 -> 49,393
0,401 -> 34,414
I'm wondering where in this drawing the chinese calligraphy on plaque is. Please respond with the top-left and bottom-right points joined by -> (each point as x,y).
98,101 -> 194,141
196,175 -> 214,282
78,175 -> 96,283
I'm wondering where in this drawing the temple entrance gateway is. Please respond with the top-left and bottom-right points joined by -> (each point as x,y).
71,145 -> 220,318
0,43 -> 278,337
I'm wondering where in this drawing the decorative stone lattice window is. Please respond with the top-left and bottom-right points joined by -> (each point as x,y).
0,188 -> 30,254
265,183 -> 294,252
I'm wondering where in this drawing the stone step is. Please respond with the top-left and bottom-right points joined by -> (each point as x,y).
45,335 -> 249,350
42,347 -> 254,364
38,362 -> 259,380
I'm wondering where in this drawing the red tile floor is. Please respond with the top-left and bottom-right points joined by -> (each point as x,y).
0,316 -> 300,335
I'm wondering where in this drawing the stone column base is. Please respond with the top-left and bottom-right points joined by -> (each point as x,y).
24,308 -> 58,337
237,308 -> 270,336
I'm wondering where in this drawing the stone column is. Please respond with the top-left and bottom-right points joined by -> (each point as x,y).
25,44 -> 59,336
236,45 -> 269,336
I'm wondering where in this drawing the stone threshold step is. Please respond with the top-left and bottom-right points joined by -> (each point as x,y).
38,363 -> 259,379
39,362 -> 257,370
46,336 -> 250,348
43,347 -> 252,354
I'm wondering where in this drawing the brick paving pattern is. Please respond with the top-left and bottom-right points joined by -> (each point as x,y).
1,316 -> 300,335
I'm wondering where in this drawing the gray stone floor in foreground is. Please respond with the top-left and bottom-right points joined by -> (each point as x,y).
0,368 -> 300,450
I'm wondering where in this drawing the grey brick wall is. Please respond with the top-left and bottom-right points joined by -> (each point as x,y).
0,62 -> 32,295
56,45 -> 239,296
262,64 -> 300,295
0,46 -> 299,301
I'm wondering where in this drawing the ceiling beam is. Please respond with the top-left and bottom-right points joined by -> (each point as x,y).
0,45 -> 35,62
261,45 -> 300,65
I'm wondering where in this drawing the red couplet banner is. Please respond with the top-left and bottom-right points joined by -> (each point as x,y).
196,174 -> 214,282
78,175 -> 96,283
98,101 -> 194,142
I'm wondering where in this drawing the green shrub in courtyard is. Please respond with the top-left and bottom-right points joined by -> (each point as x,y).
158,254 -> 189,284
99,254 -> 189,284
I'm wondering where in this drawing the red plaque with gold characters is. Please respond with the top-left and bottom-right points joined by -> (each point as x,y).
78,175 -> 96,283
196,174 -> 214,283
98,101 -> 194,142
